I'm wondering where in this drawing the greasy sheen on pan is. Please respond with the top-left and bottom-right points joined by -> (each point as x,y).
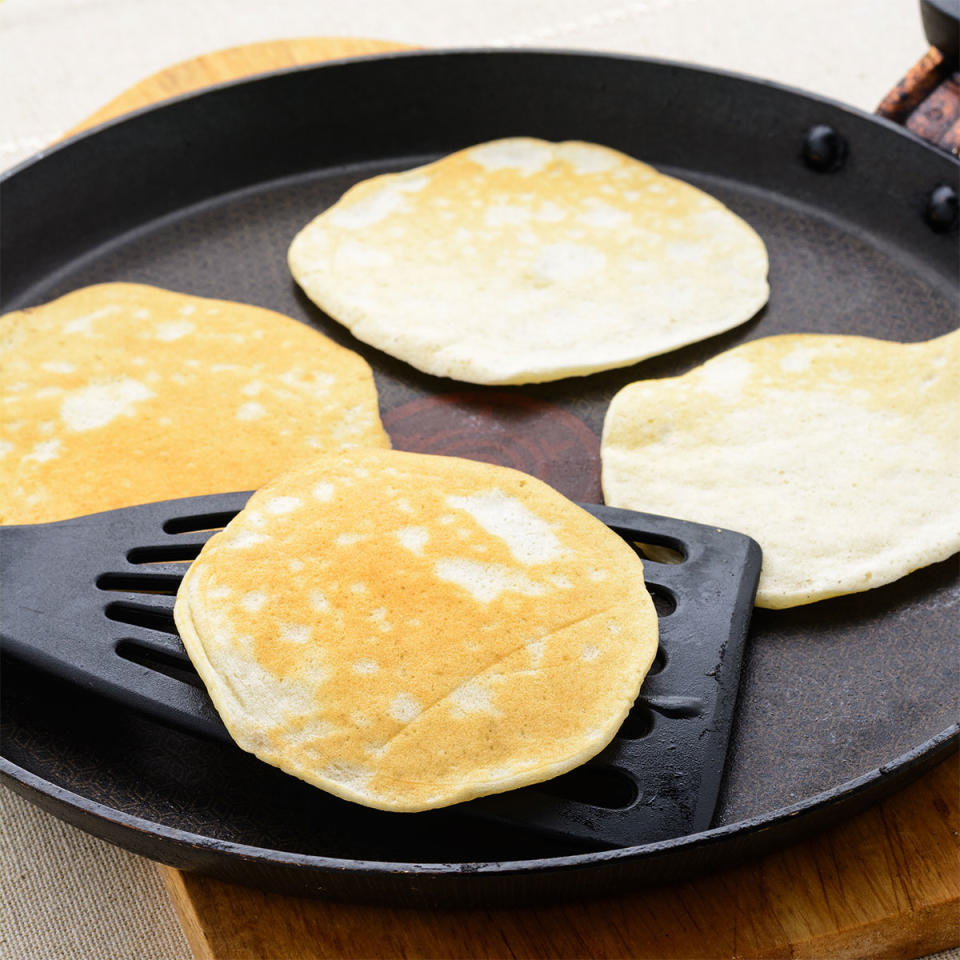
602,331 -> 960,608
0,283 -> 389,524
288,137 -> 769,385
175,450 -> 659,812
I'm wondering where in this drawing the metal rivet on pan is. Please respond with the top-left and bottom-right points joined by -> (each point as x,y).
925,184 -> 958,232
802,124 -> 848,172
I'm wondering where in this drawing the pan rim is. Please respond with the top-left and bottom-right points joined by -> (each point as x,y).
2,724 -> 956,876
2,45 -> 957,190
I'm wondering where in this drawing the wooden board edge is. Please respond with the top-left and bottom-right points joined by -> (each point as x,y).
62,36 -> 418,139
794,898 -> 960,960
161,865 -> 218,960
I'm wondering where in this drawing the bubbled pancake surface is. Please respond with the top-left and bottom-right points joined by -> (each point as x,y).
0,283 -> 388,524
602,331 -> 960,609
174,450 -> 659,812
288,137 -> 769,385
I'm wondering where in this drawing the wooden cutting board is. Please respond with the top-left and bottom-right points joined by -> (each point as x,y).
68,37 -> 960,960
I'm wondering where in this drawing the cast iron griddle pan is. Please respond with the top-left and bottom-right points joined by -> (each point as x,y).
1,49 -> 958,904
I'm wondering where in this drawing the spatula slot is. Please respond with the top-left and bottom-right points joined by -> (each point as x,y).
105,600 -> 178,635
617,705 -> 655,739
162,510 -> 241,534
647,647 -> 667,675
536,765 -> 639,809
127,544 -> 205,564
631,540 -> 686,564
647,585 -> 677,617
115,639 -> 204,689
96,572 -> 181,595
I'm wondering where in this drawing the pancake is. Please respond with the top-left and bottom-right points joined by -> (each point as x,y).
174,449 -> 659,812
288,137 -> 769,385
0,283 -> 388,524
601,331 -> 960,608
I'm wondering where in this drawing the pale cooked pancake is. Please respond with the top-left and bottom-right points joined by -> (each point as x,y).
601,331 -> 960,608
0,283 -> 389,524
175,450 -> 659,812
288,137 -> 769,385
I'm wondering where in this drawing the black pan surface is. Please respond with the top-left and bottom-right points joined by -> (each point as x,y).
1,50 -> 958,904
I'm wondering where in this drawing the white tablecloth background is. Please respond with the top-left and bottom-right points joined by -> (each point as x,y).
0,2 -> 954,958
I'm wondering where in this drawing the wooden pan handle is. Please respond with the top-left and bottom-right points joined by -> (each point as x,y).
876,1 -> 960,155
876,46 -> 960,155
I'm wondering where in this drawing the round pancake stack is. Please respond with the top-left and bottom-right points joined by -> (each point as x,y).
289,137 -> 769,384
0,283 -> 388,524
175,450 -> 659,811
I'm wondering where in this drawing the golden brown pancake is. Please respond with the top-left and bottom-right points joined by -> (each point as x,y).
289,137 -> 769,385
0,283 -> 388,524
602,331 -> 960,608
175,449 -> 659,811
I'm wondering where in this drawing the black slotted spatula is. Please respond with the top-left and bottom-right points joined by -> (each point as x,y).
0,492 -> 252,741
0,493 -> 760,847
